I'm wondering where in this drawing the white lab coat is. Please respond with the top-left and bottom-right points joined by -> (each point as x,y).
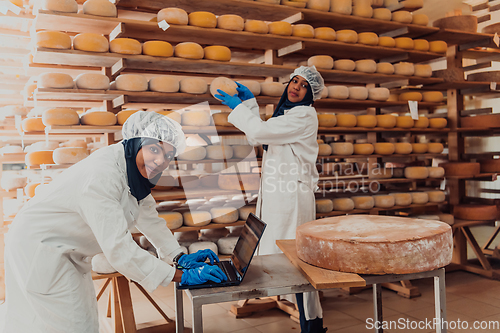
228,98 -> 323,320
2,143 -> 183,333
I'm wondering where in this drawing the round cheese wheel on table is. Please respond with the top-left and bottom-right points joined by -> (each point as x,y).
181,110 -> 210,126
357,32 -> 378,45
332,198 -> 355,211
392,11 -> 413,23
115,74 -> 148,91
390,193 -> 412,206
179,78 -> 207,94
454,204 -> 498,221
109,38 -> 141,55
394,142 -> 412,154
378,36 -> 396,48
158,212 -> 183,229
316,199 -> 333,213
317,114 -> 337,127
22,118 -> 45,132
292,24 -> 314,38
368,87 -> 390,101
307,0 -> 330,10
374,142 -> 395,155
355,60 -> 377,73
428,167 -> 445,178
376,114 -> 396,128
52,147 -> 88,164
356,115 -> 377,127
396,116 -> 414,128
394,62 -> 415,76
348,87 -> 368,100
149,76 -> 179,93
174,42 -> 204,59
422,91 -> 444,103
336,30 -> 358,43
244,20 -> 268,34
42,108 -> 79,126
327,86 -> 349,99
38,73 -> 74,89
308,55 -> 334,69
405,166 -> 429,179
399,91 -> 422,101
373,8 -> 391,20
412,14 -> 429,26
42,0 -> 78,12
217,14 -> 244,31
413,39 -> 430,51
429,118 -> 447,128
440,162 -> 480,177
157,8 -> 188,25
206,145 -> 233,159
336,114 -> 357,127
374,195 -> 395,208
188,11 -> 217,28
237,80 -> 261,96
116,110 -> 138,125
75,73 -> 109,90
318,144 -> 332,156
82,0 -> 117,17
210,207 -> 239,223
330,142 -> 354,155
25,150 -> 54,166
260,82 -> 285,96
81,111 -> 116,125
352,196 -> 374,209
143,41 -> 173,57
73,33 -> 108,52
376,62 -> 395,74
334,59 -> 356,71
353,143 -> 374,155
218,174 -> 260,191
296,215 -> 453,274
330,0 -> 352,14
429,41 -> 447,53
210,77 -> 237,100
183,211 -> 212,227
204,45 -> 231,62
314,27 -> 336,40
177,146 -> 207,160
268,22 -> 293,36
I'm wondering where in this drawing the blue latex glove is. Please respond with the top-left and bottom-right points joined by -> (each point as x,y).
215,89 -> 242,109
177,249 -> 219,269
179,264 -> 228,286
236,82 -> 254,101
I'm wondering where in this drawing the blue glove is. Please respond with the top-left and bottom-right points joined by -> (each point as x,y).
215,89 -> 242,109
236,82 -> 254,101
177,249 -> 219,269
179,264 -> 228,286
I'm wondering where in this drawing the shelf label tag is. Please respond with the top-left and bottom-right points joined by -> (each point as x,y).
494,33 -> 500,48
491,82 -> 497,91
158,20 -> 170,31
440,179 -> 446,191
408,100 -> 419,120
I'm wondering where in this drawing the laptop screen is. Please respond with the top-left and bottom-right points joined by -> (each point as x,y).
231,213 -> 266,279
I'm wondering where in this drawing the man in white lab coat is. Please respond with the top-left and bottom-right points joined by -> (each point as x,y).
216,66 -> 327,333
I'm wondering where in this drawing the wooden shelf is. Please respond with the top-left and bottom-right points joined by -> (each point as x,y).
317,126 -> 450,133
151,188 -> 258,201
315,202 -> 446,218
170,220 -> 246,233
43,125 -> 122,134
318,176 -> 444,189
446,173 -> 497,181
318,153 -> 448,160
0,190 -> 19,198
0,153 -> 26,163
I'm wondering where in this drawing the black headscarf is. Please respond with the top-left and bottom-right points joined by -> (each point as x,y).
122,138 -> 163,202
263,77 -> 314,151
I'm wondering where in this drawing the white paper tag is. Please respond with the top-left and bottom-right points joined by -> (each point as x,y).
440,179 -> 446,190
491,82 -> 497,90
158,20 -> 170,31
408,100 -> 419,120
0,5 -> 8,14
494,33 -> 500,48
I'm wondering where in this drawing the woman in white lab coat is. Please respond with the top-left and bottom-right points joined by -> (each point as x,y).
216,66 -> 327,333
2,111 -> 226,333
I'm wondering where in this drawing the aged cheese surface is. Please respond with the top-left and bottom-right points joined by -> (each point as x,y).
296,215 -> 453,274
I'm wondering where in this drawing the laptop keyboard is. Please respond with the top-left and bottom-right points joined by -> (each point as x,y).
215,261 -> 238,282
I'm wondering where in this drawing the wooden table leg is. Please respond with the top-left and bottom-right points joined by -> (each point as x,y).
115,275 -> 137,333
434,268 -> 447,333
111,278 -> 124,333
373,284 -> 383,333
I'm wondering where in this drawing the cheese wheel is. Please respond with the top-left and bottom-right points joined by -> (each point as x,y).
217,14 -> 244,31
42,0 -> 78,12
357,32 -> 378,45
148,75 -> 179,93
212,113 -> 231,126
352,5 -> 373,18
414,64 -> 432,78
218,237 -> 238,255
80,111 -> 116,126
399,91 -> 422,101
396,116 -> 414,128
412,14 -> 429,26
91,254 -> 116,274
348,87 -> 368,100
292,24 -> 315,38
353,143 -> 374,155
352,196 -> 374,209
73,33 -> 108,52
25,141 -> 59,153
314,27 -> 336,40
260,82 -> 285,96
189,241 -> 218,255
230,145 -> 254,159
74,73 -> 109,90
384,0 -> 398,6
174,42 -> 204,59
316,199 -> 333,213
336,30 -> 358,43
177,146 -> 207,160
82,0 -> 117,17
42,108 -> 79,126
402,0 -> 423,9
390,193 -> 412,206
158,212 -> 183,229
318,144 -> 332,156
376,62 -> 394,74
210,77 -> 237,100
327,85 -> 349,99
268,21 -> 293,36
376,114 -> 396,128
244,20 -> 269,34
2,105 -> 27,117
454,204 -> 498,221
25,150 -> 54,166
210,207 -> 239,224
368,87 -> 390,101
109,38 -> 141,55
115,74 -> 147,92
387,94 -> 399,102
394,142 -> 412,154
206,145 -> 233,160
318,114 -> 337,127
378,36 -> 396,48
394,62 -> 415,76
395,37 -> 414,50
440,162 -> 480,177
238,205 -> 256,220
22,118 -> 45,132
422,91 -> 444,103
218,174 -> 260,191
237,80 -> 261,96
308,55 -> 334,69
181,110 -> 210,126
392,11 -> 412,23
336,114 -> 357,127
427,143 -> 444,154
179,78 -> 208,94
429,41 -> 447,54
52,147 -> 88,164
330,0 -> 352,14
38,73 -> 74,89
25,182 -> 41,198
411,192 -> 429,204
427,191 -> 445,203
429,118 -> 447,128
373,8 -> 391,20
427,167 -> 445,179
188,11 -> 217,28
156,110 -> 181,123
157,8 -> 188,25
374,142 -> 395,155
307,0 -> 330,10
413,116 -> 429,128
413,39 -> 430,51
142,41 -> 173,57
330,142 -> 354,155
405,166 -> 429,179
334,59 -> 356,71
373,195 -> 395,208
356,115 -> 377,127
1,175 -> 27,191
0,145 -> 23,154
355,59 -> 377,73
204,45 -> 231,62
332,198 -> 355,211
411,143 -> 427,153
116,110 -> 138,125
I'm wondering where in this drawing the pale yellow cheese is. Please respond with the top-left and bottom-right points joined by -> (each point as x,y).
308,55 -> 334,69
80,111 -> 116,126
392,11 -> 412,23
109,38 -> 141,55
355,59 -> 377,73
330,142 -> 354,155
42,0 -> 78,12
183,211 -> 212,227
210,77 -> 237,100
157,8 -> 189,25
244,20 -> 269,34
373,8 -> 391,20
357,32 -> 378,45
405,166 -> 429,179
73,33 -> 108,52
374,195 -> 395,208
396,116 -> 414,128
42,108 -> 79,126
52,147 -> 88,164
332,198 -> 355,211
188,11 -> 217,28
317,114 -> 337,127
75,73 -> 109,90
314,27 -> 336,40
378,36 -> 396,48
174,42 -> 204,59
394,142 -> 412,154
210,207 -> 239,223
292,24 -> 315,38
336,30 -> 358,43
353,143 -> 374,155
414,64 -> 433,77
179,78 -> 208,94
374,142 -> 395,155
428,167 -> 445,178
352,196 -> 374,209
394,62 -> 415,76
330,0 -> 352,14
390,193 -> 412,206
143,41 -> 173,57
376,114 -> 396,128
334,59 -> 356,71
148,76 -> 179,93
38,72 -> 74,89
368,87 -> 390,101
327,85 -> 349,99
268,22 -> 293,36
25,150 -> 54,166
316,199 -> 333,213
348,86 -> 368,100
82,0 -> 117,17
177,146 -> 207,160
217,14 -> 244,31
318,144 -> 332,156
115,74 -> 148,92
411,192 -> 429,204
260,82 -> 285,96
22,118 -> 45,132
376,62 -> 394,74
181,110 -> 210,126
116,110 -> 139,125
336,114 -> 357,126
356,114 -> 377,127
204,45 -> 231,62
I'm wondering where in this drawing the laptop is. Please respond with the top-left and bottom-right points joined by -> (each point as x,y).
177,213 -> 266,290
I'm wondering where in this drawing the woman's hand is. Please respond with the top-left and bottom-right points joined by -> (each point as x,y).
236,82 -> 254,101
177,249 -> 219,269
215,89 -> 242,109
179,264 -> 228,286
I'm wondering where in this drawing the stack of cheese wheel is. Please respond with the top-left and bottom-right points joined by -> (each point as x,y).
183,211 -> 212,227
332,198 -> 355,211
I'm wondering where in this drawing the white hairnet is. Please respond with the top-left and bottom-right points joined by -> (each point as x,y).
290,65 -> 325,101
122,111 -> 186,156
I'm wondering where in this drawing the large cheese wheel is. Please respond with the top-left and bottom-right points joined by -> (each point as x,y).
189,241 -> 218,255
413,116 -> 429,128
82,0 -> 117,17
392,11 -> 412,23
330,0 -> 352,14
218,237 -> 239,255
356,115 -> 377,127
396,116 -> 414,128
327,86 -> 349,99
348,87 -> 368,100
316,199 -> 333,213
297,215 -> 453,274
413,39 -> 429,51
427,191 -> 445,203
352,196 -> 374,209
330,142 -> 354,155
368,87 -> 390,101
80,111 -> 116,125
177,146 -> 207,160
25,141 -> 59,153
390,193 -> 412,206
336,114 -> 357,127
413,64 -> 432,78
422,91 -> 444,103
158,212 -> 183,229
440,162 -> 480,177
143,41 -> 173,57
244,20 -> 269,34
334,59 -> 356,71
73,33 -> 108,52
109,38 -> 141,55
454,204 -> 498,221
374,195 -> 395,208
411,143 -> 427,153
174,42 -> 204,59
429,41 -> 447,54
353,143 -> 374,155
181,110 -> 210,126
237,80 -> 261,96
399,91 -> 422,101
210,207 -> 239,224
25,150 -> 54,166
42,108 -> 79,126
427,143 -> 444,154
212,113 -> 231,126
22,118 -> 45,132
91,253 -> 116,274
204,45 -> 231,62
373,8 -> 391,20
428,167 -> 445,178
268,22 -> 293,36
115,74 -> 147,92
376,114 -> 396,128
260,82 -> 285,96
357,32 -> 378,45
314,27 -> 336,40
116,110 -> 138,125
374,142 -> 395,155
308,55 -> 334,69
74,73 -> 109,90
42,0 -> 78,12
231,145 -> 254,159
376,62 -> 394,74
188,11 -> 217,28
38,73 -> 74,89
336,30 -> 358,43
149,76 -> 179,93
352,5 -> 373,17
429,118 -> 447,128
292,24 -> 315,38
238,205 -> 256,220
405,166 -> 429,179
157,8 -> 188,25
378,36 -> 396,48
206,145 -> 233,159
318,144 -> 332,156
332,198 -> 355,211
410,192 -> 428,204
318,114 -> 337,127
217,14 -> 244,31
394,142 -> 412,154
183,211 -> 212,227
2,105 -> 27,117
218,174 -> 260,191
179,78 -> 208,94
307,0 -> 330,10
210,77 -> 237,100
394,62 -> 415,76
52,147 -> 88,164
412,13 -> 429,26
355,60 -> 377,73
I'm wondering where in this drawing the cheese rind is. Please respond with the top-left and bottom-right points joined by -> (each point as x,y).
204,45 -> 231,62
292,24 -> 315,38
42,108 -> 79,126
73,33 -> 109,52
174,42 -> 204,59
149,76 -> 179,93
188,11 -> 217,28
352,196 -> 374,209
316,199 -> 333,213
244,20 -> 269,34
115,74 -> 148,92
157,8 -> 189,25
268,22 -> 293,36
52,147 -> 88,164
74,73 -> 110,90
179,78 -> 208,94
336,30 -> 358,43
314,27 -> 336,40
217,14 -> 245,31
331,198 -> 355,211
143,41 -> 174,57
109,38 -> 141,55
308,55 -> 334,69
82,0 -> 117,17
